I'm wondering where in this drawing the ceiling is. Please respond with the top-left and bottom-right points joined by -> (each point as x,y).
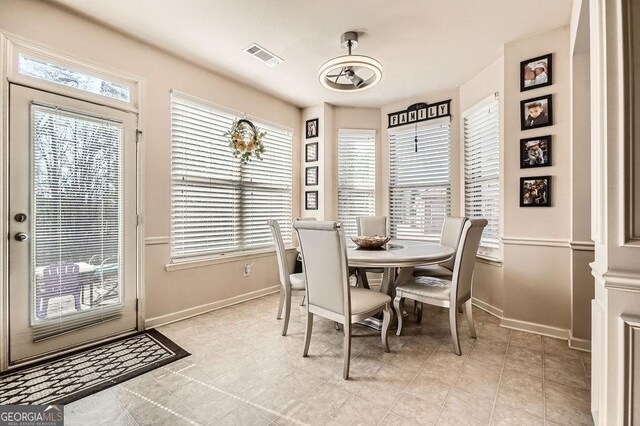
51,0 -> 573,108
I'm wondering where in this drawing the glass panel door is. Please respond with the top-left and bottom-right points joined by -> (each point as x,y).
9,84 -> 138,365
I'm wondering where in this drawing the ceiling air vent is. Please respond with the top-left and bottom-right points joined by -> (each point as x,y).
243,43 -> 284,67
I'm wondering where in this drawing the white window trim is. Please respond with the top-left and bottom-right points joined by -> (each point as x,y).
3,32 -> 141,112
462,93 -> 501,260
165,246 -> 297,272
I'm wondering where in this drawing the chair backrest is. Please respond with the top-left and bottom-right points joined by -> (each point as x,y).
439,216 -> 468,271
292,217 -> 316,247
268,220 -> 291,291
357,216 -> 387,237
42,262 -> 80,294
450,219 -> 487,303
294,220 -> 350,317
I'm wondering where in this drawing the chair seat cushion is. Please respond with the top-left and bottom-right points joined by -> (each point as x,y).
396,277 -> 452,301
349,287 -> 391,315
289,273 -> 306,290
412,264 -> 453,278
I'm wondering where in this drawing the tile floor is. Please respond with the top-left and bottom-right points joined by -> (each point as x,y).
65,292 -> 593,425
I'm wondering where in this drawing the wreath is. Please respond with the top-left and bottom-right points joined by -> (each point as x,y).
225,119 -> 266,164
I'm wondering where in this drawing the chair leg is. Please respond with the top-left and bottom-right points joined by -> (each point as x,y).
458,306 -> 464,314
300,295 -> 306,306
394,296 -> 404,336
416,302 -> 423,323
303,312 -> 313,356
343,322 -> 352,379
449,304 -> 461,355
335,322 -> 341,331
282,292 -> 292,336
463,299 -> 477,338
381,304 -> 391,353
276,291 -> 284,319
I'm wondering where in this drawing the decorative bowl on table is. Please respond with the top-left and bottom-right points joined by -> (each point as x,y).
350,235 -> 391,249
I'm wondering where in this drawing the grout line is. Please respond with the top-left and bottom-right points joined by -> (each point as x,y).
487,329 -> 511,425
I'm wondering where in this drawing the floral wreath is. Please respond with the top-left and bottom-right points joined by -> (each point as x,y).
225,118 -> 266,164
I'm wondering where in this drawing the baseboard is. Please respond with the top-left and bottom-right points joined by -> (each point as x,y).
500,316 -> 571,340
472,297 -> 503,318
568,335 -> 591,352
145,285 -> 280,329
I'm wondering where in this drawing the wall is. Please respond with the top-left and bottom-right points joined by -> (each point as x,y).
501,26 -> 575,336
0,0 -> 302,326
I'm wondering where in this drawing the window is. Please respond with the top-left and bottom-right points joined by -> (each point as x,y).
337,129 -> 376,236
170,93 -> 292,261
464,96 -> 500,256
388,120 -> 451,240
18,54 -> 130,102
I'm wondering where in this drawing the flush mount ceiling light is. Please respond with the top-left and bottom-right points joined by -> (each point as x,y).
319,32 -> 382,92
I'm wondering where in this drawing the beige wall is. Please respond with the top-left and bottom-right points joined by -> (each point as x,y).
0,0 -> 302,324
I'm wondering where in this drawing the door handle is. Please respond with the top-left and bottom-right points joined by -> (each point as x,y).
14,232 -> 28,242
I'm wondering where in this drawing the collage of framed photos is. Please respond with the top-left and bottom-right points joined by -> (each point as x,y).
519,53 -> 553,208
304,118 -> 319,210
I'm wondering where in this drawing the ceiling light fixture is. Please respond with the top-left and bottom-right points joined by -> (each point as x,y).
318,32 -> 382,92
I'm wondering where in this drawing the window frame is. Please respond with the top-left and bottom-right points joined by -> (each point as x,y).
462,94 -> 501,260
169,90 -> 293,264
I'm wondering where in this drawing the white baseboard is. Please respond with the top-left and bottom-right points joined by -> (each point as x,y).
472,297 -> 503,318
569,335 -> 591,352
145,285 -> 280,329
500,316 -> 571,340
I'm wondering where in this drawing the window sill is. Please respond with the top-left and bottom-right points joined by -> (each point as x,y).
165,246 -> 296,272
476,254 -> 503,267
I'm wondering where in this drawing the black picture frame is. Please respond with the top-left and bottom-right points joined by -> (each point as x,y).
305,191 -> 318,210
521,94 -> 553,130
520,53 -> 552,92
520,135 -> 552,168
305,166 -> 318,186
305,142 -> 318,162
305,118 -> 319,139
520,176 -> 552,207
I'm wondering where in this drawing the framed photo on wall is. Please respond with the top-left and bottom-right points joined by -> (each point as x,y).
305,191 -> 318,210
520,176 -> 552,207
305,142 -> 318,162
520,53 -> 552,92
520,135 -> 552,168
305,166 -> 318,186
306,118 -> 319,139
521,94 -> 553,130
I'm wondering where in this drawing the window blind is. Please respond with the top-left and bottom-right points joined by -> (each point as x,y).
388,120 -> 451,240
464,97 -> 500,252
171,93 -> 292,261
338,129 -> 376,236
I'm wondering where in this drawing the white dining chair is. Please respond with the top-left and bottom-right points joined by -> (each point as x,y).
413,216 -> 467,279
269,219 -> 306,336
394,219 -> 487,355
294,220 -> 392,379
355,216 -> 388,289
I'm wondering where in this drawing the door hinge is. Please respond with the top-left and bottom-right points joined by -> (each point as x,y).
136,214 -> 141,226
136,298 -> 140,312
136,129 -> 142,144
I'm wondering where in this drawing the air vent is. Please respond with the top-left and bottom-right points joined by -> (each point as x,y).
243,43 -> 284,67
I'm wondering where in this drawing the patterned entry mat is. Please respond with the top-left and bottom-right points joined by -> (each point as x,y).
0,329 -> 189,405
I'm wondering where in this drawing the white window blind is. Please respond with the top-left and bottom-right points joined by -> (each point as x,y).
388,120 -> 451,240
338,129 -> 376,236
464,97 -> 500,254
171,93 -> 292,261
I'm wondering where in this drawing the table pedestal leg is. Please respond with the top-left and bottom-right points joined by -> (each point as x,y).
358,266 -> 414,331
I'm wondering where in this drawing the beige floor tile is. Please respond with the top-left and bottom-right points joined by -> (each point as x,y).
478,323 -> 511,343
436,408 -> 486,425
495,369 -> 544,418
490,403 -> 543,426
405,374 -> 452,406
453,358 -> 502,400
468,340 -> 508,368
419,359 -> 462,385
303,382 -> 352,416
542,336 -> 582,361
442,388 -> 494,425
65,390 -> 137,426
379,413 -> 417,426
544,352 -> 590,391
544,381 -> 593,425
274,400 -> 333,426
330,395 -> 389,426
503,346 -> 543,378
508,330 -> 542,351
389,341 -> 438,373
391,392 -> 442,425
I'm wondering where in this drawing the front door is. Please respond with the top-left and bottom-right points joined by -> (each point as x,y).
8,84 -> 138,365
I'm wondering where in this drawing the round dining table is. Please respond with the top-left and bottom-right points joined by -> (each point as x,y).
346,239 -> 455,329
